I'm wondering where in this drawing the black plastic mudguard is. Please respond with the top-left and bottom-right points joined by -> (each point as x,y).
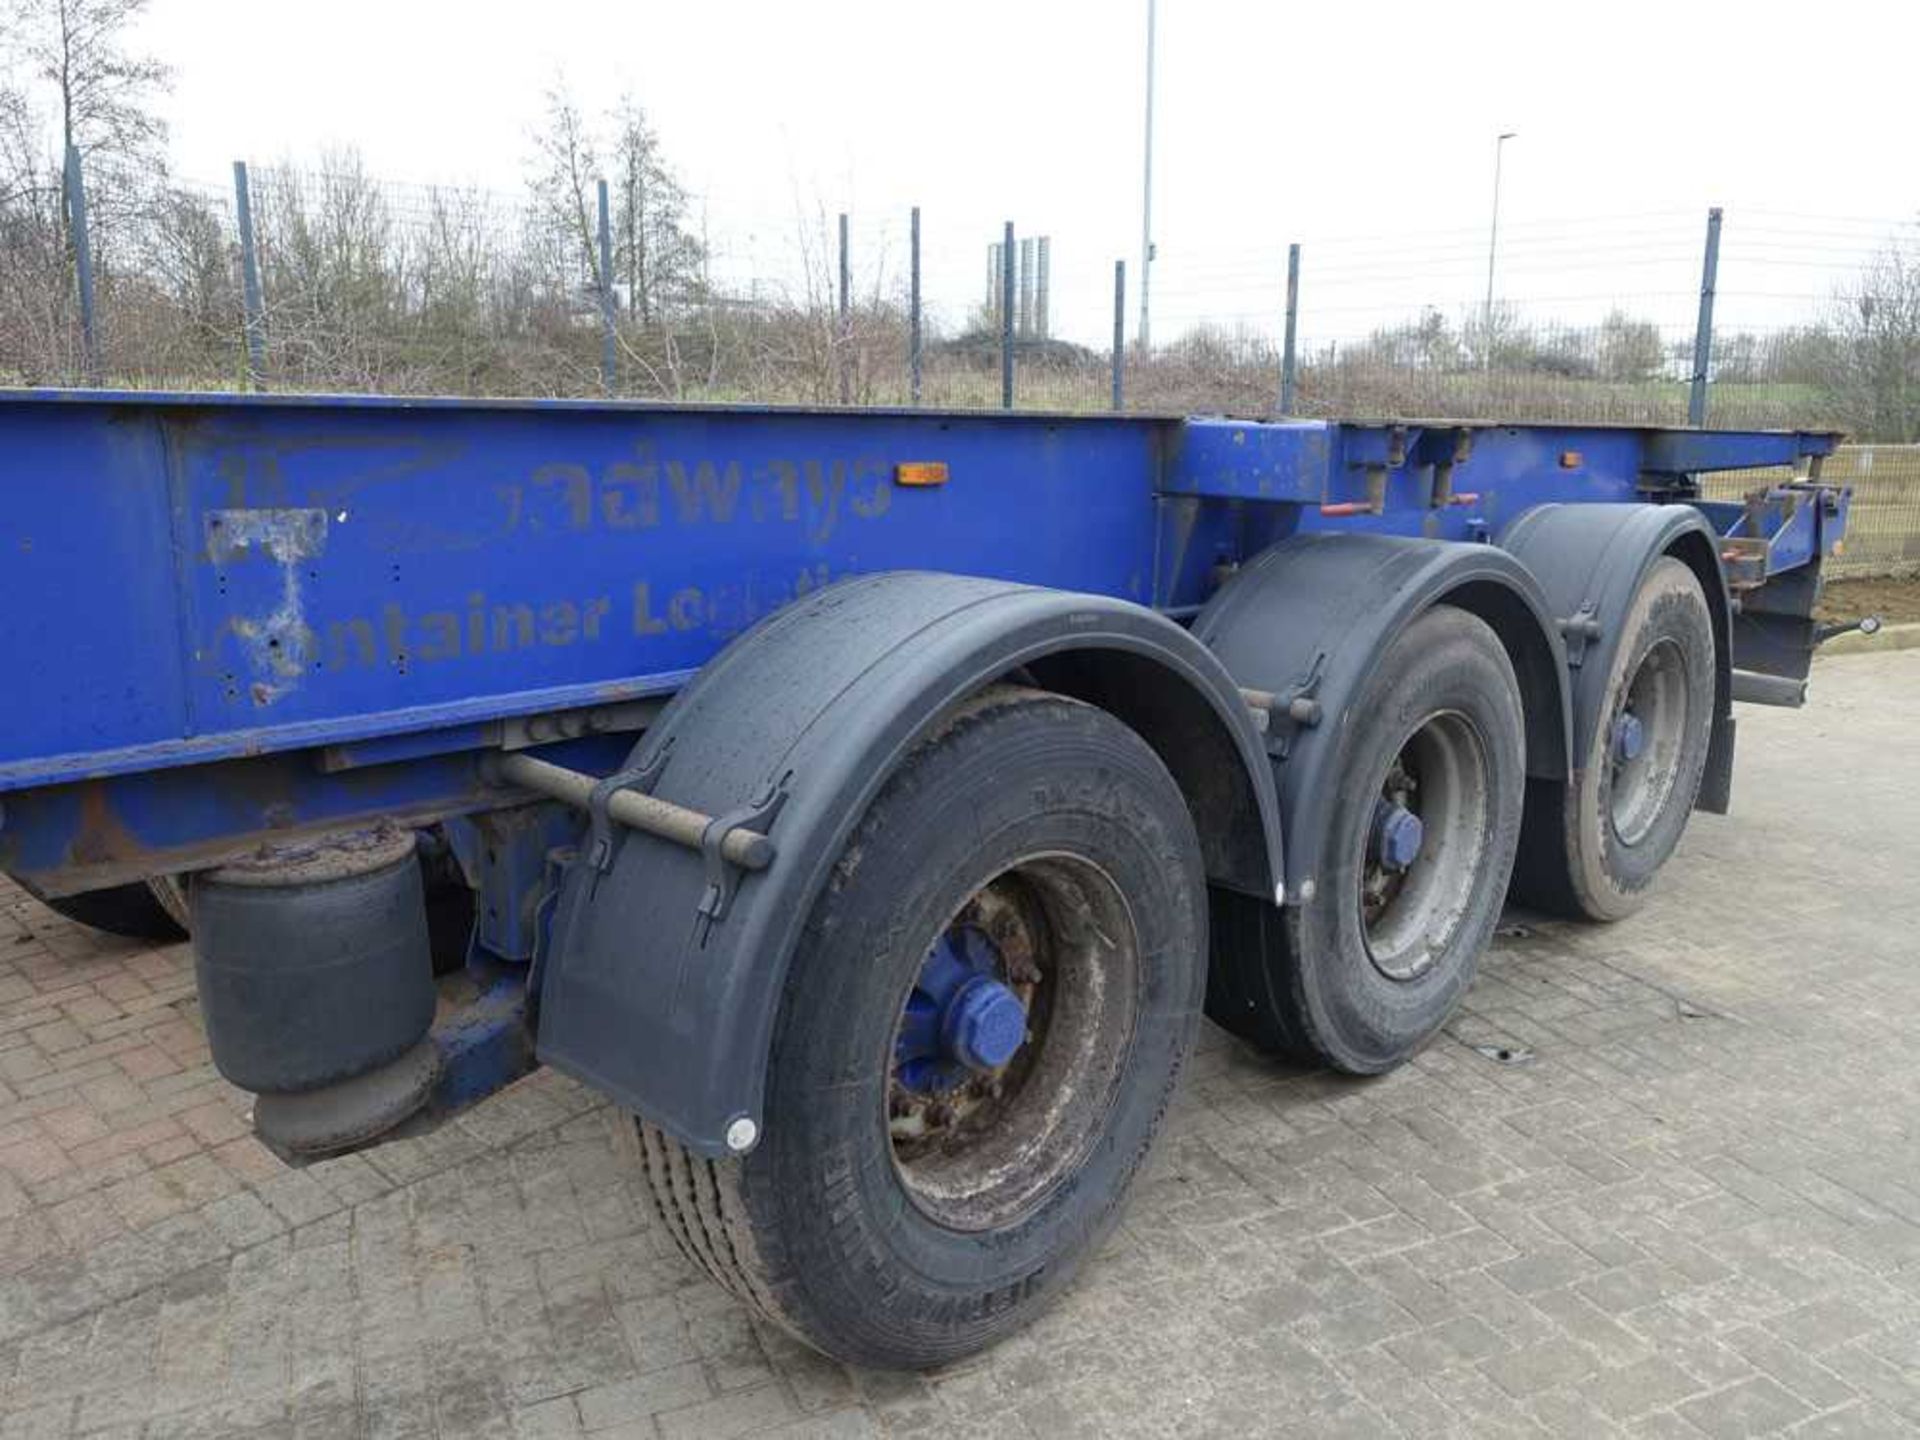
1498,503 -> 1736,814
536,571 -> 1283,1157
1193,533 -> 1571,904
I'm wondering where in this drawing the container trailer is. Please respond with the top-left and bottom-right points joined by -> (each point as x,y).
0,390 -> 1859,1366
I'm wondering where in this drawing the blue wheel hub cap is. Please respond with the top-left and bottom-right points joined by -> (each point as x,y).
1372,801 -> 1425,871
895,926 -> 1027,1093
1614,710 -> 1646,762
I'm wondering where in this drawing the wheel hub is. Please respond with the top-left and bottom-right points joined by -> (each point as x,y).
1613,710 -> 1646,762
1359,712 -> 1489,984
887,860 -> 1140,1233
894,926 -> 1028,1094
1608,640 -> 1689,847
944,975 -> 1028,1072
1372,800 -> 1425,870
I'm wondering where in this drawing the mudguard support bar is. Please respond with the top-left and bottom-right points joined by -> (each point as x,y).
491,753 -> 774,870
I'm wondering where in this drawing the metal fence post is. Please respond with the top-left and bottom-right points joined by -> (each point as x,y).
1001,221 -> 1015,409
1688,207 -> 1722,427
597,179 -> 616,394
1037,237 -> 1051,339
1278,242 -> 1300,416
837,212 -> 851,405
908,206 -> 922,406
63,145 -> 99,385
1111,260 -> 1126,411
232,161 -> 267,390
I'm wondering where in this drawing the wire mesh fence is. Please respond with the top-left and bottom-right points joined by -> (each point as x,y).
6,151 -> 1920,573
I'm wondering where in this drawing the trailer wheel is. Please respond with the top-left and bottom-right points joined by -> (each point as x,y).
634,686 -> 1205,1368
1512,557 -> 1714,921
41,880 -> 188,942
148,876 -> 191,933
1210,606 -> 1525,1073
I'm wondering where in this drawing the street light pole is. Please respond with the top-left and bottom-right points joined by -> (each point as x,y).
1483,130 -> 1517,349
1138,0 -> 1156,352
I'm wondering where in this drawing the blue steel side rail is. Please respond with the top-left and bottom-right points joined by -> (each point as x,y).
1163,418 -> 1839,510
0,393 -> 1171,793
1154,419 -> 1842,609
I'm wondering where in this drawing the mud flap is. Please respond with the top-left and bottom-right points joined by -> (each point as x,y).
1698,712 -> 1735,816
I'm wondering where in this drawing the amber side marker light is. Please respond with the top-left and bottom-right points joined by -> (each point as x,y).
1559,450 -> 1583,468
895,462 -> 949,487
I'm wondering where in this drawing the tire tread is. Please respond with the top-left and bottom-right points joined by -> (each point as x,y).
1508,557 -> 1713,921
638,1119 -> 795,1324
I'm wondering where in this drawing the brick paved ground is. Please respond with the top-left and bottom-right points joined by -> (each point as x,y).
2,651 -> 1918,1438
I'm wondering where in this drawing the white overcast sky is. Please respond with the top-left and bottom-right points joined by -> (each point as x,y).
126,0 -> 1920,348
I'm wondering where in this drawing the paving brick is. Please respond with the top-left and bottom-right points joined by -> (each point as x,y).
67,1118 -> 182,1171
1382,1313 -> 1508,1374
209,1135 -> 286,1186
758,1412 -> 881,1440
0,1136 -> 71,1187
1581,1354 -> 1709,1420
1786,1402 -> 1916,1437
1677,1376 -> 1813,1438
1720,1326 -> 1857,1412
114,1044 -> 180,1084
25,1020 -> 85,1056
33,1105 -> 107,1149
654,1384 -> 802,1440
576,1363 -> 712,1430
1487,1240 -> 1603,1296
1480,1335 -> 1602,1398
174,1100 -> 247,1147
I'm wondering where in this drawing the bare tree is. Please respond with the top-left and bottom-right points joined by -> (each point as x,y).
607,95 -> 702,326
1597,309 -> 1663,383
0,78 -> 45,207
1824,239 -> 1920,442
1463,300 -> 1524,371
139,185 -> 234,349
252,152 -> 404,388
526,81 -> 601,302
11,0 -> 167,164
1759,326 -> 1836,388
11,0 -> 168,267
0,0 -> 169,381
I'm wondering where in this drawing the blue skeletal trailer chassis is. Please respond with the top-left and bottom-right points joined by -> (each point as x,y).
0,391 -> 1852,1367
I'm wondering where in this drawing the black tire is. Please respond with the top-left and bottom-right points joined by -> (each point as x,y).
1510,557 -> 1715,921
42,881 -> 188,941
634,685 -> 1207,1369
148,876 -> 192,933
1207,605 -> 1526,1074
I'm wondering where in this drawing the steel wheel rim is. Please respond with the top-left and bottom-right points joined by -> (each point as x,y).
886,854 -> 1140,1233
1608,639 -> 1688,847
1359,710 -> 1490,982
